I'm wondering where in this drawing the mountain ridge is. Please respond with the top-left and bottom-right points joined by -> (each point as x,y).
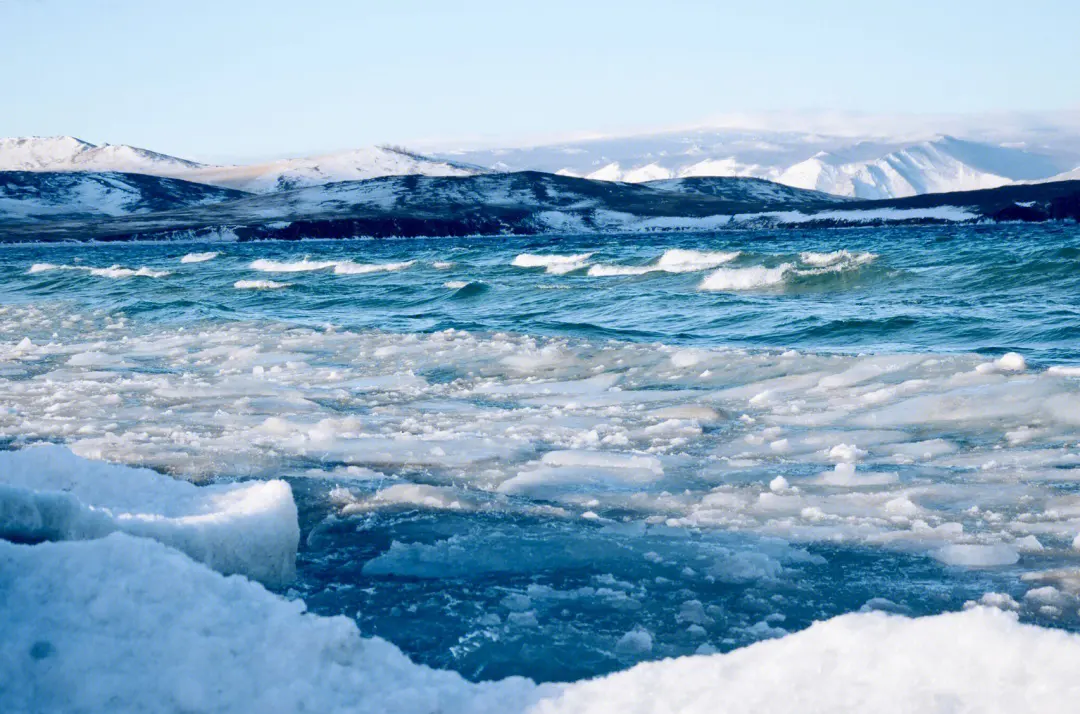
2,169 -> 1076,243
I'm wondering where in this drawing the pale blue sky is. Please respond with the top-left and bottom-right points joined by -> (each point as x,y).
3,0 -> 1079,162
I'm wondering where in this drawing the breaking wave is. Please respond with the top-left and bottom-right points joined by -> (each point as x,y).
180,251 -> 221,264
27,263 -> 171,278
234,279 -> 291,290
512,252 -> 593,275
248,258 -> 416,274
589,248 -> 741,277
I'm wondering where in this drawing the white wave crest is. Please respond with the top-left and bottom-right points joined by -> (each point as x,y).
699,264 -> 793,291
512,252 -> 593,275
800,250 -> 877,267
234,279 -> 291,290
332,260 -> 415,275
249,258 -> 339,273
590,248 -> 741,277
249,258 -> 415,275
28,263 -> 171,278
655,249 -> 741,272
180,251 -> 220,264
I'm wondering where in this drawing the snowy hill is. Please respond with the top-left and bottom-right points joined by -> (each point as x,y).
644,176 -> 849,207
0,137 -> 488,193
435,129 -> 1080,199
1042,164 -> 1080,183
777,136 -> 1071,199
5,171 -> 1079,243
0,136 -> 204,174
0,171 -> 248,221
180,146 -> 486,192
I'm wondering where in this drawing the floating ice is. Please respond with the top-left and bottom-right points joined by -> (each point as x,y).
933,544 -> 1021,568
0,445 -> 298,586
5,534 -> 1079,713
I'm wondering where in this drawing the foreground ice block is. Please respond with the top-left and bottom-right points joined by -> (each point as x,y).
0,445 -> 297,586
0,534 -> 547,714
3,534 -> 1080,713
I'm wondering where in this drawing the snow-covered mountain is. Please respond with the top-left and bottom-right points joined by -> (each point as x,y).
435,128 -> 1080,199
0,136 -> 203,175
777,136 -> 1071,199
0,171 -> 248,222
5,124 -> 1080,200
644,176 -> 849,206
0,137 -> 487,193
7,170 -> 1079,243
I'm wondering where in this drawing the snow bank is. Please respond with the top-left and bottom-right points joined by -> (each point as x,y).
0,534 -> 547,714
0,445 -> 297,586
533,606 -> 1080,713
4,533 -> 1080,714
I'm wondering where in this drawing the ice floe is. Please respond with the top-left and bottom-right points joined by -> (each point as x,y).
0,445 -> 297,585
3,533 -> 1080,713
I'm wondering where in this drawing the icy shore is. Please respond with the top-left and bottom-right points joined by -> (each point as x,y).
3,446 -> 1080,713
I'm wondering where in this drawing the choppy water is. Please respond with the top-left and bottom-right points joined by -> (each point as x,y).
2,223 -> 1080,682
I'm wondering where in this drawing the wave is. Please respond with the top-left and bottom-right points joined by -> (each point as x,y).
180,251 -> 220,264
234,279 -> 291,290
700,250 -> 879,291
589,248 -> 740,276
249,258 -> 415,274
332,260 -> 415,275
799,250 -> 877,268
446,280 -> 489,298
699,264 -> 792,291
656,248 -> 742,272
249,258 -> 338,273
512,252 -> 593,275
28,263 -> 171,278
432,261 -> 456,269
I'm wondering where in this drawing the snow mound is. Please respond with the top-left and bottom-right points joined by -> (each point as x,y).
4,533 -> 1080,713
0,445 -> 297,586
0,534 -> 547,714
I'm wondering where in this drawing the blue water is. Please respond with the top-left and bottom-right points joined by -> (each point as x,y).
4,223 -> 1078,362
2,223 -> 1079,683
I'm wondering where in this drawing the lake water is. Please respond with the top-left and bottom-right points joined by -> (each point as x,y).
2,223 -> 1079,682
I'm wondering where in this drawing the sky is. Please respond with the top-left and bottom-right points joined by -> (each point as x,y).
3,0 -> 1079,163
